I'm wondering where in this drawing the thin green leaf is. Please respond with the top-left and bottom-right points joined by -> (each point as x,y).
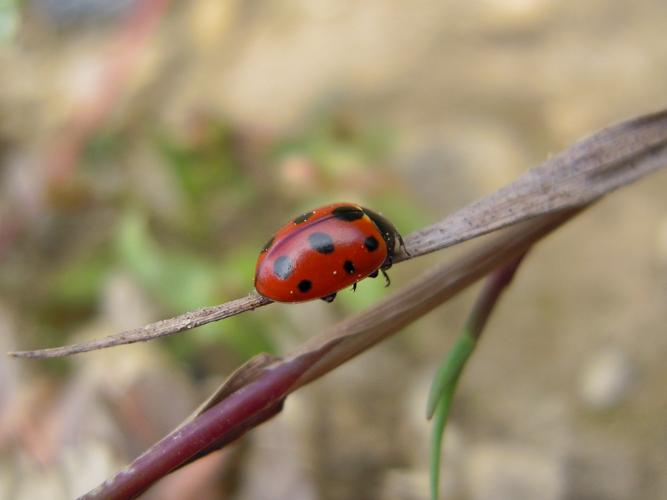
428,331 -> 476,500
426,332 -> 476,419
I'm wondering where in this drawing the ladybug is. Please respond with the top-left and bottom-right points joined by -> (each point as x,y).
255,203 -> 406,303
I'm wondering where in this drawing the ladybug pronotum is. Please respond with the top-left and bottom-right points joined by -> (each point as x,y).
254,203 -> 406,303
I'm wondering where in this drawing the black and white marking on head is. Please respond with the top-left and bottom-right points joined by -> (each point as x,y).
298,279 -> 312,292
332,205 -> 364,221
293,210 -> 315,224
364,235 -> 379,252
273,255 -> 294,280
308,232 -> 335,254
343,260 -> 355,275
361,207 -> 398,256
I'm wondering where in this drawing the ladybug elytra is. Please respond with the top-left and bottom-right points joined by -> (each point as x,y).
254,203 -> 405,303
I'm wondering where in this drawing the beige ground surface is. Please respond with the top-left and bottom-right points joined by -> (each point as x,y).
1,1 -> 666,499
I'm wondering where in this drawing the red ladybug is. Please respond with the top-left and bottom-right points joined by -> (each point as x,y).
255,203 -> 406,303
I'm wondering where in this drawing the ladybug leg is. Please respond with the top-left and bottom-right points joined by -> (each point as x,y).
381,268 -> 391,287
380,256 -> 393,287
352,282 -> 357,292
321,293 -> 337,303
369,270 -> 379,278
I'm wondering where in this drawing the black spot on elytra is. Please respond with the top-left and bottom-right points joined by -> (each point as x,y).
273,256 -> 294,280
293,211 -> 314,224
298,279 -> 312,292
308,232 -> 335,254
364,235 -> 379,252
262,236 -> 274,252
332,205 -> 364,221
343,260 -> 355,275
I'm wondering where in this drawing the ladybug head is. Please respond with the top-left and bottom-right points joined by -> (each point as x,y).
361,207 -> 401,259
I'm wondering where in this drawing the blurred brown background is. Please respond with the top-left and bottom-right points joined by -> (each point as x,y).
1,1 -> 666,499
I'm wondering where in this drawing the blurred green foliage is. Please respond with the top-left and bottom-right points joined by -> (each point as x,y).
276,112 -> 393,176
116,208 -> 274,359
9,107 -> 423,377
0,0 -> 19,42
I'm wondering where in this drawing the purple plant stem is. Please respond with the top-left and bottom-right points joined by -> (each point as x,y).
465,252 -> 528,340
81,351 -> 323,500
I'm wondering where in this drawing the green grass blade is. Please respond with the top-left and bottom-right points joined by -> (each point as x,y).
426,332 -> 476,419
428,331 -> 476,500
